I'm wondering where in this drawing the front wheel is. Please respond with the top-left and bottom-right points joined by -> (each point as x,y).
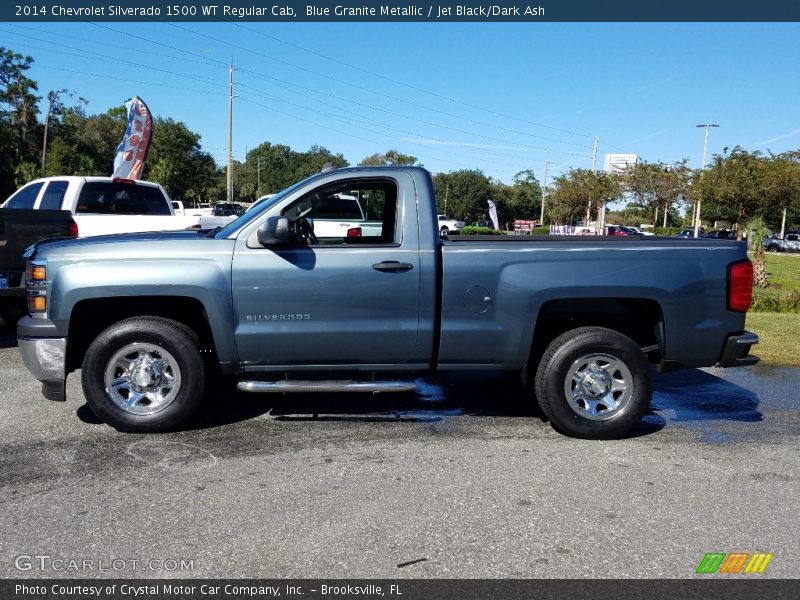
534,327 -> 652,439
81,317 -> 206,432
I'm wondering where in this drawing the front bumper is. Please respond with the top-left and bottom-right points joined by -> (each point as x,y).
18,336 -> 67,401
716,331 -> 759,367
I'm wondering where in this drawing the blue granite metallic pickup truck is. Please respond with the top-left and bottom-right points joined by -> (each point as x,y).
17,166 -> 759,438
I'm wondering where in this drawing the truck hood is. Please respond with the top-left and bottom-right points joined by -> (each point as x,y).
25,230 -> 209,260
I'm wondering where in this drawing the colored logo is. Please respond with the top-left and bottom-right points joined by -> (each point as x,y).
696,552 -> 773,574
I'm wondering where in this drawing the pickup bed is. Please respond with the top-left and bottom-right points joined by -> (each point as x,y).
2,176 -> 202,236
17,166 -> 759,439
0,208 -> 76,324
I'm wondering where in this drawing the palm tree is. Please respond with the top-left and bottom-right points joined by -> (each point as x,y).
746,215 -> 770,288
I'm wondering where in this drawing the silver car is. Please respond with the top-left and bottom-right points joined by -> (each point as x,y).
765,232 -> 800,252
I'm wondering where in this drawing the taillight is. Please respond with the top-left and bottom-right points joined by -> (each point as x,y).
186,223 -> 202,229
68,220 -> 79,237
346,227 -> 362,238
728,260 -> 753,312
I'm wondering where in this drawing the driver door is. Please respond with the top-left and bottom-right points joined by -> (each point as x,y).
231,176 -> 423,367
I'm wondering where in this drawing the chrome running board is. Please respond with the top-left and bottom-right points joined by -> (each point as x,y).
237,380 -> 417,393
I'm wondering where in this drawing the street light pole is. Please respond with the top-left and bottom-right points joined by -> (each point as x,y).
694,123 -> 719,238
41,89 -> 67,176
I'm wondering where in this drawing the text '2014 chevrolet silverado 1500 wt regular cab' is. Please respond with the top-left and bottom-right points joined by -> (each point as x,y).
17,166 -> 759,439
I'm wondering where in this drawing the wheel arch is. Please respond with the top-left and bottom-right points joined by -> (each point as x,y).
66,296 -> 219,374
527,297 -> 664,380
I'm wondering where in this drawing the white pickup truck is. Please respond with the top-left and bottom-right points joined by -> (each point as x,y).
286,191 -> 382,238
1,176 -> 202,237
437,214 -> 465,235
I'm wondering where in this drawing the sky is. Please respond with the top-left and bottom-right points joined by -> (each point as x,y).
2,21 -> 799,187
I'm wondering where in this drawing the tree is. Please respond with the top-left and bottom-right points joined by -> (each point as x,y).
244,142 -> 349,201
746,215 -> 770,288
431,169 -> 493,222
764,151 -> 800,237
620,160 -> 690,228
144,118 -> 218,204
692,147 -> 773,239
0,47 -> 40,198
548,168 -> 620,226
358,149 -> 418,166
507,169 -> 543,222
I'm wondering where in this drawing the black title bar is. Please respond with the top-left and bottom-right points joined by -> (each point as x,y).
3,0 -> 800,22
3,579 -> 800,600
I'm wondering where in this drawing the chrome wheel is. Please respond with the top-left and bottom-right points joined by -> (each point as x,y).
563,353 -> 633,421
103,343 -> 182,415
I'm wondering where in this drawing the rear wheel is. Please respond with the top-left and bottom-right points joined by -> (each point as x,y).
534,326 -> 652,439
440,226 -> 449,236
81,317 -> 206,432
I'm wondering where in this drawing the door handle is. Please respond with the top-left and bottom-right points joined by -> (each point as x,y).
372,261 -> 414,272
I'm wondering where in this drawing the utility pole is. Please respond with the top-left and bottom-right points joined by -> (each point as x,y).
540,161 -> 549,226
780,207 -> 787,240
694,124 -> 719,238
41,89 -> 67,176
226,61 -> 235,203
257,156 -> 261,197
587,136 -> 599,228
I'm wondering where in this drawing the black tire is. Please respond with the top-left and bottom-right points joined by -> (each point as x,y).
440,226 -> 449,236
766,244 -> 779,252
534,326 -> 652,439
81,317 -> 206,432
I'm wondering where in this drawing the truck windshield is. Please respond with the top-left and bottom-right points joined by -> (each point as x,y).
211,178 -> 309,238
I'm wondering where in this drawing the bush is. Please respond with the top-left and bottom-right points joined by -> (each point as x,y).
532,226 -> 550,235
460,226 -> 504,235
750,291 -> 800,313
655,227 -> 683,236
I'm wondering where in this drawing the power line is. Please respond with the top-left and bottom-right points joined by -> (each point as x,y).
169,23 -> 594,151
234,23 -> 598,141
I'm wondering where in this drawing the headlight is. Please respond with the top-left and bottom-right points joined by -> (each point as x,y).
26,259 -> 48,317
26,260 -> 47,287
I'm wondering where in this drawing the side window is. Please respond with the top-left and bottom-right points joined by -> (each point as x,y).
4,182 -> 44,209
281,179 -> 398,245
76,183 -> 171,215
139,186 -> 172,215
788,235 -> 798,242
39,180 -> 69,210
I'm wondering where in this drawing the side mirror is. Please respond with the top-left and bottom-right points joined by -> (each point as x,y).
257,216 -> 291,247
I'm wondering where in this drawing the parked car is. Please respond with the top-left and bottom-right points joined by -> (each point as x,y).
676,228 -> 705,238
764,232 -> 800,252
625,226 -> 655,236
1,177 -> 201,236
0,208 -> 76,324
17,166 -> 758,440
437,214 -> 465,235
211,203 -> 245,217
605,225 -> 631,236
705,230 -> 736,239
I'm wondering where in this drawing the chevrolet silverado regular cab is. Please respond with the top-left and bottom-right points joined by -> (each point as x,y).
17,166 -> 758,438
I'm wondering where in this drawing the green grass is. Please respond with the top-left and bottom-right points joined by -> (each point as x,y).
763,252 -> 800,289
745,312 -> 800,366
746,254 -> 800,364
751,253 -> 800,312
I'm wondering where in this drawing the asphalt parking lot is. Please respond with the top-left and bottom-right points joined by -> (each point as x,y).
1,319 -> 798,579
